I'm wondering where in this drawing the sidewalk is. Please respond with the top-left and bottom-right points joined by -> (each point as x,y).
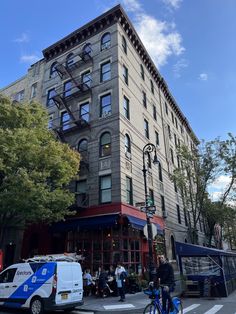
76,290 -> 181,313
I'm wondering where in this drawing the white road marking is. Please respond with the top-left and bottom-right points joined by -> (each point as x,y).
183,304 -> 201,313
204,305 -> 223,314
103,304 -> 135,310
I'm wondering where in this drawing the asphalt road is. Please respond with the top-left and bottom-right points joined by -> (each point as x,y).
1,290 -> 236,314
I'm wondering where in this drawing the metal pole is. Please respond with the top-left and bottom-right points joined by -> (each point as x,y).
142,143 -> 157,282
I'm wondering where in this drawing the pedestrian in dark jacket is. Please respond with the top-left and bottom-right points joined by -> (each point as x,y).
155,255 -> 175,312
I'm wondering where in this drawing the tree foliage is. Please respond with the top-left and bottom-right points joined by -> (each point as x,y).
0,95 -> 80,247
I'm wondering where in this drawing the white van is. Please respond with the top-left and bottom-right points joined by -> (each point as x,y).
0,254 -> 83,314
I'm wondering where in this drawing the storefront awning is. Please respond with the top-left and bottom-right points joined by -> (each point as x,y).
126,215 -> 163,235
51,214 -> 119,232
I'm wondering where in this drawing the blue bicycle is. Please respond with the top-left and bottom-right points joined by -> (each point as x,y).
143,284 -> 183,314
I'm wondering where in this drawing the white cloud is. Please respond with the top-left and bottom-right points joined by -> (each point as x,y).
173,58 -> 188,78
14,33 -> 30,43
208,175 -> 231,201
199,73 -> 208,81
121,0 -> 185,68
162,0 -> 182,9
122,0 -> 141,12
20,54 -> 40,64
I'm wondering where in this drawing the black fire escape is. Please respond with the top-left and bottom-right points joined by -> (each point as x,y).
51,46 -> 93,142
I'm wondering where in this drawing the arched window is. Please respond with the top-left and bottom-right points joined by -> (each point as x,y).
101,32 -> 111,50
125,134 -> 131,154
50,62 -> 58,78
78,139 -> 88,154
100,132 -> 111,157
122,35 -> 127,54
171,236 -> 176,260
83,43 -> 92,56
140,64 -> 145,80
66,53 -> 74,68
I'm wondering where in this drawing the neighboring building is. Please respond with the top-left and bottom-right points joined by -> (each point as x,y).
0,5 -> 204,271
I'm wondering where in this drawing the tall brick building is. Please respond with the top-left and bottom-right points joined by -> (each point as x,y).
1,5 -> 204,271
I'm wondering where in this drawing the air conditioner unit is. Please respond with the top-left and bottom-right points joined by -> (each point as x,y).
102,111 -> 111,118
125,151 -> 132,159
102,42 -> 111,50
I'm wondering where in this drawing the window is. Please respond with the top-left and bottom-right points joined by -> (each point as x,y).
159,163 -> 163,182
161,195 -> 166,217
177,155 -> 180,168
174,180 -> 178,193
144,119 -> 149,139
83,43 -> 92,56
175,117 -> 178,129
123,65 -> 128,85
167,124 -> 172,139
149,189 -> 154,205
171,236 -> 176,260
101,32 -> 111,50
125,134 -> 131,155
123,96 -> 130,120
174,134 -> 177,147
147,153 -> 152,169
100,132 -> 111,157
155,131 -> 159,146
122,36 -> 127,54
47,88 -> 56,107
78,139 -> 88,154
126,176 -> 133,205
153,105 -> 157,120
171,112 -> 174,124
82,71 -> 91,87
170,148 -> 174,164
50,62 -> 58,78
66,53 -> 74,68
100,93 -> 111,117
30,83 -> 37,98
165,102 -> 168,115
100,175 -> 111,203
140,64 -> 145,80
101,61 -> 111,82
150,79 -> 154,94
64,80 -> 73,97
48,115 -> 53,129
76,180 -> 88,207
14,90 -> 24,102
0,268 -> 17,283
80,102 -> 89,122
142,91 -> 147,108
184,209 -> 188,226
177,205 -> 181,224
61,111 -> 71,130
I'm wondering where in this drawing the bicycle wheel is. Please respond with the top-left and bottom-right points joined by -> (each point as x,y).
143,303 -> 160,314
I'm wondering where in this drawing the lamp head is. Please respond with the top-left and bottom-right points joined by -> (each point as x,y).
153,153 -> 159,165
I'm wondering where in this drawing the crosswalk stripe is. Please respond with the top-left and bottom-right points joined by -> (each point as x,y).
204,305 -> 223,314
104,304 -> 135,310
183,304 -> 201,313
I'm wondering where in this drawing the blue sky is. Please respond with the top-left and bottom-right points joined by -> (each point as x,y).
1,0 -> 236,142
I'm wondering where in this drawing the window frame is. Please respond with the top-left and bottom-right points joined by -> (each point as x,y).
100,61 -> 111,82
123,65 -> 128,85
47,88 -> 56,107
122,35 -> 127,54
79,102 -> 90,122
101,32 -> 111,51
99,175 -> 112,204
126,176 -> 133,205
100,93 -> 111,117
123,96 -> 130,120
140,64 -> 145,80
144,119 -> 149,139
100,132 -> 111,157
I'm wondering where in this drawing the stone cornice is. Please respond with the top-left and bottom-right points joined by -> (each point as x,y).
42,4 -> 199,144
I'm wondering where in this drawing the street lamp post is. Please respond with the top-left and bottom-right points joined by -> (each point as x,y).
142,143 -> 159,282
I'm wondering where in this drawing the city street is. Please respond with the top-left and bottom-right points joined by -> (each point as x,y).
1,290 -> 236,314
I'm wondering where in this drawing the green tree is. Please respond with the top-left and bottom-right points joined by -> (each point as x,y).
170,140 -> 221,244
0,95 -> 80,248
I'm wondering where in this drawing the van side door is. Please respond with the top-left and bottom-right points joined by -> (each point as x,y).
0,267 -> 17,301
71,263 -> 83,302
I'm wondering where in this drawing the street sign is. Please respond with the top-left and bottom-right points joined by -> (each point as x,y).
143,223 -> 157,239
135,202 -> 145,207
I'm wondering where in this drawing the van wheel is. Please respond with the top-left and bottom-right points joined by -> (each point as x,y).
30,297 -> 44,314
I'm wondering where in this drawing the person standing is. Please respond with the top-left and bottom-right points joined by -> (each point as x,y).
115,262 -> 127,302
155,255 -> 175,312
